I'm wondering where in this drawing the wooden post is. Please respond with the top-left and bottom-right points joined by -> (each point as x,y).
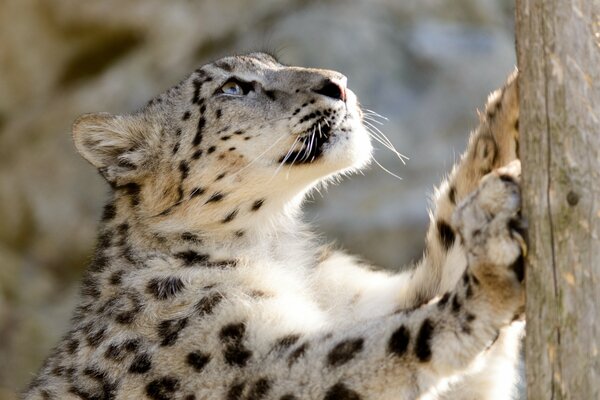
516,0 -> 600,398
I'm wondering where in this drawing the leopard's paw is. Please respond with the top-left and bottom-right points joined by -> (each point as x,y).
453,160 -> 526,290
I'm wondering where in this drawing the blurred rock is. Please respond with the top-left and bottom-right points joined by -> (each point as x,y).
0,0 -> 519,397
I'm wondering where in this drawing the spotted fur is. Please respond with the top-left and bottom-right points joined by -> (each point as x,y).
24,54 -> 524,400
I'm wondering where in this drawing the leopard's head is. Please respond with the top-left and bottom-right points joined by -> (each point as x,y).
73,53 -> 372,235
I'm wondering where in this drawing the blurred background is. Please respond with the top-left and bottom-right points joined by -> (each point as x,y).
0,0 -> 518,398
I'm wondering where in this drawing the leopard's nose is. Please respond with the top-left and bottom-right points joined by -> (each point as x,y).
312,78 -> 347,102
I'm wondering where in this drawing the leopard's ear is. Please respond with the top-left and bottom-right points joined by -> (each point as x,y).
73,112 -> 155,183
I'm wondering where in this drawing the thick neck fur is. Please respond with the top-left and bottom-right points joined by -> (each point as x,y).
94,186 -> 317,276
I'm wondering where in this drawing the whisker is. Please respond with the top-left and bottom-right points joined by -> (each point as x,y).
363,115 -> 385,126
364,127 -> 408,165
363,121 -> 409,164
286,138 -> 306,179
229,134 -> 288,178
271,135 -> 301,180
302,127 -> 315,162
363,108 -> 389,121
363,120 -> 393,147
372,156 -> 403,181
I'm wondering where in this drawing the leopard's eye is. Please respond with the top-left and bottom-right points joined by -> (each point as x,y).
220,81 -> 243,96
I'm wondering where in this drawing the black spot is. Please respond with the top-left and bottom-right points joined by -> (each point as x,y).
499,174 -> 517,184
179,161 -> 190,180
274,334 -> 301,350
104,338 -> 139,361
175,186 -> 184,204
175,250 -> 210,265
220,323 -> 252,367
181,232 -> 202,243
436,221 -> 455,250
182,111 -> 191,121
451,295 -> 462,314
514,118 -> 519,131
461,322 -> 472,335
194,292 -> 224,316
129,353 -> 152,374
388,325 -> 410,357
208,146 -> 216,154
448,186 -> 456,205
172,142 -> 181,155
264,90 -> 276,101
222,209 -> 238,223
465,283 -> 474,299
191,187 -> 205,198
52,365 -> 67,377
234,130 -> 244,135
147,276 -> 185,300
223,345 -> 252,367
158,318 -> 189,347
101,202 -> 117,221
247,378 -> 271,399
216,109 -> 222,119
215,60 -> 233,72
566,191 -> 580,206
192,79 -> 203,104
66,338 -> 79,354
186,351 -> 211,372
280,395 -> 298,400
85,325 -> 107,347
97,230 -> 112,249
192,149 -> 203,160
206,192 -> 225,203
287,342 -> 308,366
116,182 -> 141,207
146,377 -> 180,400
462,272 -> 470,285
220,323 -> 246,342
228,147 -> 236,152
226,382 -> 246,400
81,274 -> 101,298
235,230 -> 245,238
327,338 -> 364,367
324,383 -> 362,400
116,222 -> 131,241
510,253 -> 525,283
415,319 -> 434,362
221,135 -> 231,141
216,172 -> 227,181
251,199 -> 264,211
193,117 -> 205,146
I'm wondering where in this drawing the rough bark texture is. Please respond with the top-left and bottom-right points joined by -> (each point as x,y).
516,0 -> 600,398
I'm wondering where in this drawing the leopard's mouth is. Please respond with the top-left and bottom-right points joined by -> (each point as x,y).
278,117 -> 334,165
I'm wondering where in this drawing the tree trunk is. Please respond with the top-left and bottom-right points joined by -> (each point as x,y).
515,0 -> 600,398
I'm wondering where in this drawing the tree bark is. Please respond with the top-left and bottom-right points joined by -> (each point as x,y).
516,0 -> 600,398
